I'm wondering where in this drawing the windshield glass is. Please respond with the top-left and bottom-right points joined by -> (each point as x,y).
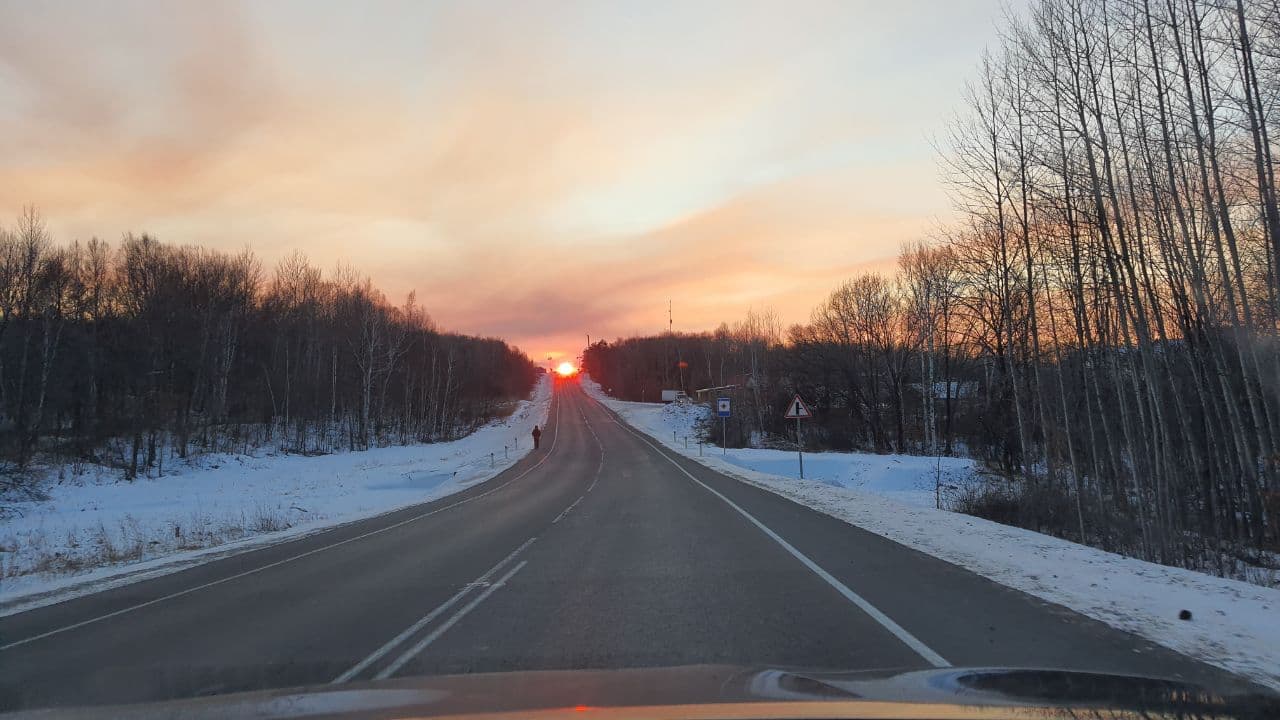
2,0 -> 1278,716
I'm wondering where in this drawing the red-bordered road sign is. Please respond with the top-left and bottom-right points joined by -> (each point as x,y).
783,395 -> 812,419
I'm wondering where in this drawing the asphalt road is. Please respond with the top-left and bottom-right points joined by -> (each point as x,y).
0,379 -> 1258,710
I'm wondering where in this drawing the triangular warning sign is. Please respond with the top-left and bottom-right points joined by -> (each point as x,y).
783,395 -> 812,419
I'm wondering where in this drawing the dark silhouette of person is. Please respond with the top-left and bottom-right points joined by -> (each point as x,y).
532,425 -> 542,450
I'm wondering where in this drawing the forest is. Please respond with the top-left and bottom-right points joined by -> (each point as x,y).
585,0 -> 1280,578
0,209 -> 537,486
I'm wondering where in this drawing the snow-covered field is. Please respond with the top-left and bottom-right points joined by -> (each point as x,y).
581,375 -> 1280,691
0,376 -> 552,613
633,400 -> 982,509
718,449 -> 979,508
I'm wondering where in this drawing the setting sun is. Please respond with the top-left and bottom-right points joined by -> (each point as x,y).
556,362 -> 577,377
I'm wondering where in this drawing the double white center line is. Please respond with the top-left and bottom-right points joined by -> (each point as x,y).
335,393 -> 594,684
331,537 -> 536,684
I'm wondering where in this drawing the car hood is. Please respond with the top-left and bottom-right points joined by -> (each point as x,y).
8,665 -> 1278,720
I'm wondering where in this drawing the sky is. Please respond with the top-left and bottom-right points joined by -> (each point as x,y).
0,0 -> 1013,366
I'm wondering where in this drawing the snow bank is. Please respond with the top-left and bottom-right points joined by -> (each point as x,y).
0,377 -> 552,612
604,394 -> 981,509
581,375 -> 1280,691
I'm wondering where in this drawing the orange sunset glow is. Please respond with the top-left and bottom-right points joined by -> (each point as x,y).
0,1 -> 1010,359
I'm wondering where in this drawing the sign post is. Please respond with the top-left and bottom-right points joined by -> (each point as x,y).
716,397 -> 731,455
783,395 -> 812,479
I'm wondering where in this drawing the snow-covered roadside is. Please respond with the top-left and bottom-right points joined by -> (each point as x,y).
0,376 -> 552,613
593,388 -> 984,509
581,375 -> 1280,691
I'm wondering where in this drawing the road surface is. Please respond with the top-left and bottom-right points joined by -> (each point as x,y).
0,380 -> 1256,710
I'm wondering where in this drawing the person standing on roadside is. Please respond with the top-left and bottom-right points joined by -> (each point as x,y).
532,425 -> 542,450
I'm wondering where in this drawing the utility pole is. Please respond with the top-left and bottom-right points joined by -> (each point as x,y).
797,415 -> 804,479
663,300 -> 672,387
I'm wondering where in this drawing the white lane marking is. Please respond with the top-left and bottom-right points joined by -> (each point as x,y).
330,538 -> 535,684
375,560 -> 529,680
2,392 -> 565,652
579,396 -> 605,494
552,495 -> 586,524
592,396 -> 951,669
552,393 -> 607,525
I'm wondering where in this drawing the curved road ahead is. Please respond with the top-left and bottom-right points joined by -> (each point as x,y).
0,379 -> 1254,710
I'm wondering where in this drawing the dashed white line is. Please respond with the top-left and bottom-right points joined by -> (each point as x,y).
552,398 -> 607,526
552,496 -> 586,524
580,403 -> 606,494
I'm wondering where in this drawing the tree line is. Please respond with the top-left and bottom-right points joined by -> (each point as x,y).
586,0 -> 1279,579
0,209 -> 537,487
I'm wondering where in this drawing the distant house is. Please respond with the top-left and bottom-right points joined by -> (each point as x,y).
909,381 -> 978,401
693,384 -> 739,402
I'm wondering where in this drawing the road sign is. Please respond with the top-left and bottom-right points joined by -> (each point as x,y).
783,395 -> 812,479
783,395 -> 812,419
716,397 -> 731,418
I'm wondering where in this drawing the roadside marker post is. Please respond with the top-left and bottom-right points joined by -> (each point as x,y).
783,395 -> 813,479
717,397 -> 731,456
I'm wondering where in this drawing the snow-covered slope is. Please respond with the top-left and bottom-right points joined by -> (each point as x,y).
581,375 -> 1280,691
1,376 -> 552,612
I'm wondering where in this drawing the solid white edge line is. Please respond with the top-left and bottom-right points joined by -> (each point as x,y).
330,537 -> 536,684
375,559 -> 529,680
590,393 -> 951,669
2,389 -> 564,652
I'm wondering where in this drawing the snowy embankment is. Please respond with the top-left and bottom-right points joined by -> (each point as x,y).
581,375 -> 1280,691
0,376 -> 552,613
